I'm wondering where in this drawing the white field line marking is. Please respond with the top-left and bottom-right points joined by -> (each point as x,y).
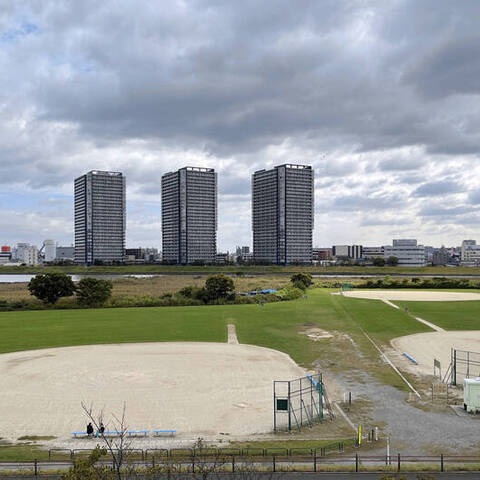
333,402 -> 357,432
413,316 -> 445,332
382,299 -> 399,309
382,299 -> 444,332
227,324 -> 239,344
361,329 -> 421,398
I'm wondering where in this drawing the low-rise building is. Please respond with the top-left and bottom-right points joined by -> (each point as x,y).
235,246 -> 252,264
13,243 -> 39,265
56,246 -> 75,261
313,248 -> 332,261
216,252 -> 230,265
0,246 -> 11,264
332,245 -> 363,260
432,247 -> 450,266
362,246 -> 384,261
461,240 -> 480,266
43,239 -> 56,263
384,239 -> 426,267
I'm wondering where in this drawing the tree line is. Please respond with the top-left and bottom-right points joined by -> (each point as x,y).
3,272 -> 315,311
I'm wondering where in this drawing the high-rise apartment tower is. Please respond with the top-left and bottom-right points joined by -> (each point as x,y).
161,167 -> 217,264
252,164 -> 314,265
74,170 -> 126,265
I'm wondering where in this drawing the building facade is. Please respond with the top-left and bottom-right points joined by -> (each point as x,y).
432,246 -> 450,266
74,170 -> 126,265
13,243 -> 38,265
56,246 -> 75,261
384,239 -> 426,267
43,239 -> 56,263
161,167 -> 217,264
332,245 -> 363,259
362,246 -> 385,260
252,164 -> 314,265
313,247 -> 332,262
0,246 -> 11,264
461,240 -> 480,266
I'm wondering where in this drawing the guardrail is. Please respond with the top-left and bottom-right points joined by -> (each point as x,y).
2,454 -> 480,475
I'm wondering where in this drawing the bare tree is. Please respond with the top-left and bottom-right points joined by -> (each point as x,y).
81,402 -> 133,480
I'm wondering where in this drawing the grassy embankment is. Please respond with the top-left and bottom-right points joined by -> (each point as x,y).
395,300 -> 480,330
2,264 -> 480,275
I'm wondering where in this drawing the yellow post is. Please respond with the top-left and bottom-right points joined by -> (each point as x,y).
358,424 -> 362,445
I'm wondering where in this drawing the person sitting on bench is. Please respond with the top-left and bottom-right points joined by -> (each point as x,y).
97,422 -> 105,437
87,422 -> 94,437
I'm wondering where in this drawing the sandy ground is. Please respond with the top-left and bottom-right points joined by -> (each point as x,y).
391,331 -> 480,377
341,290 -> 480,301
0,342 -> 306,444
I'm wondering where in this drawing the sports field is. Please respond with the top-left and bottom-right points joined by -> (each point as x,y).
0,342 -> 306,440
394,300 -> 480,330
0,289 -> 428,442
0,289 -> 427,362
2,288 -> 479,444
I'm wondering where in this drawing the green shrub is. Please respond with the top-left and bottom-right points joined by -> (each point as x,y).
292,280 -> 307,290
290,273 -> 313,289
205,274 -> 235,300
76,278 -> 113,307
28,273 -> 76,304
275,286 -> 303,300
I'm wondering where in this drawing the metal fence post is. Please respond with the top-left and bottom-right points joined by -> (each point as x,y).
273,455 -> 276,473
34,459 -> 38,477
441,454 -> 444,472
355,453 -> 358,472
232,456 -> 235,473
397,453 -> 400,471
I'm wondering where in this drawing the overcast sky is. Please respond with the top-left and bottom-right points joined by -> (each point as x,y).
1,0 -> 480,251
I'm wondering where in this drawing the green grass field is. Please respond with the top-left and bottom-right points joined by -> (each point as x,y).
394,300 -> 480,330
0,290 -> 430,380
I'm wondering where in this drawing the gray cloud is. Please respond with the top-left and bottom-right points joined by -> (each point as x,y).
413,180 -> 463,197
332,193 -> 406,211
418,205 -> 471,217
468,190 -> 480,205
1,0 -> 480,248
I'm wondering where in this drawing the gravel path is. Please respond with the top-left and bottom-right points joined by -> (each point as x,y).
336,371 -> 480,455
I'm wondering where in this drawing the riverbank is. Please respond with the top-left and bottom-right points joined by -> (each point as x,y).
1,264 -> 480,276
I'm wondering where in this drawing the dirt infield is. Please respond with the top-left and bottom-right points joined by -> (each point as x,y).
0,342 -> 306,442
341,290 -> 480,302
391,331 -> 480,377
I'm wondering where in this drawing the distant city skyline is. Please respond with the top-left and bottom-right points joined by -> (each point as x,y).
2,2 -> 480,249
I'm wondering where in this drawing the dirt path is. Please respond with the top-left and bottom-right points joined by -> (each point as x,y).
227,324 -> 239,344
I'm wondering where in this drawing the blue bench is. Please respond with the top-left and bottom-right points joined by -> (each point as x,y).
403,352 -> 419,365
127,430 -> 150,437
72,431 -> 88,438
153,429 -> 176,437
